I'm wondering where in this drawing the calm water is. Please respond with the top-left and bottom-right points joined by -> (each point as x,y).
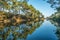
26,20 -> 58,40
0,20 -> 60,40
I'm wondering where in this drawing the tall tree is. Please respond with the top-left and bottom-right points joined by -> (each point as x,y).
44,0 -> 60,11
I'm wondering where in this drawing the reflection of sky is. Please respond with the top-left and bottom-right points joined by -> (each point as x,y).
26,20 -> 58,40
28,0 -> 57,17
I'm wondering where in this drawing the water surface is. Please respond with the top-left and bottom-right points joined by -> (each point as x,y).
26,20 -> 58,40
0,20 -> 59,40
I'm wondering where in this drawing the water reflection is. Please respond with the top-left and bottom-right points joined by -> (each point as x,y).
26,20 -> 57,40
50,20 -> 60,40
0,21 -> 44,40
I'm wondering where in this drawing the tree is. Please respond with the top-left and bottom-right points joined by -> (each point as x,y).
44,0 -> 60,11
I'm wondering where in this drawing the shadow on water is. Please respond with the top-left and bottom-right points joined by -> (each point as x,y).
0,19 -> 60,40
26,20 -> 58,40
0,20 -> 44,40
49,20 -> 60,40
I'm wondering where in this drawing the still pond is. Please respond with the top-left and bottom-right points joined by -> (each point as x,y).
0,20 -> 60,40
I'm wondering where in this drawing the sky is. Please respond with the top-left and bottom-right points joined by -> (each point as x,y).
28,0 -> 57,18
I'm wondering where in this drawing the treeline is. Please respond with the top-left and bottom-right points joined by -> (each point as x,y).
48,11 -> 60,23
0,0 -> 44,22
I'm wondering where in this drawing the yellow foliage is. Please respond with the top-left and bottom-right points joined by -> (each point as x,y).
11,0 -> 17,2
0,11 -> 5,14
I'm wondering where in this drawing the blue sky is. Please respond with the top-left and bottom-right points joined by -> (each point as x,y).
28,0 -> 57,17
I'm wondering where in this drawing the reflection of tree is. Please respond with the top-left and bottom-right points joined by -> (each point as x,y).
50,20 -> 60,40
0,21 -> 44,40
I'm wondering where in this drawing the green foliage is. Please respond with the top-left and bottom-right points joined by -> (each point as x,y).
44,0 -> 60,11
0,0 -> 44,20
